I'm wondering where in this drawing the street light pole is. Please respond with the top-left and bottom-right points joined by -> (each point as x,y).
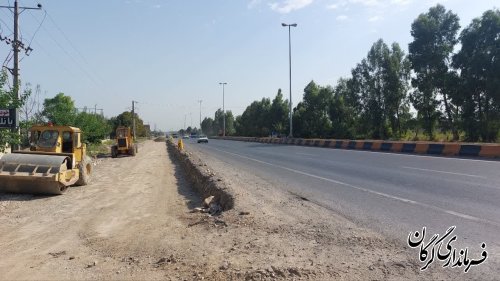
198,100 -> 202,132
282,23 -> 297,138
219,82 -> 227,137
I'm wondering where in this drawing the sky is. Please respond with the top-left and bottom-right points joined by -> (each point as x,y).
0,0 -> 498,131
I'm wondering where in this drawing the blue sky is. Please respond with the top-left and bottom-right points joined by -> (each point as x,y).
0,0 -> 498,131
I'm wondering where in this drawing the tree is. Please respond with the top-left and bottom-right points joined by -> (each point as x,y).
213,109 -> 235,136
109,111 -> 146,137
453,9 -> 500,142
75,112 -> 111,143
384,43 -> 412,138
236,98 -> 271,137
293,81 -> 332,138
269,89 -> 289,136
0,70 -> 29,151
409,4 -> 460,139
19,84 -> 44,146
42,93 -> 77,125
352,40 -> 389,139
201,117 -> 214,136
329,78 -> 360,139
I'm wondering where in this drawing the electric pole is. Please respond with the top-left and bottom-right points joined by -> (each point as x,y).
132,100 -> 138,141
0,1 -> 42,150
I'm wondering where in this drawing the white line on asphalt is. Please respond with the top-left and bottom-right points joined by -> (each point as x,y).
402,166 -> 486,179
211,146 -> 500,228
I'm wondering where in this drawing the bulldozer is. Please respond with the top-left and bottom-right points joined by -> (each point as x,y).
111,126 -> 137,158
0,124 -> 92,195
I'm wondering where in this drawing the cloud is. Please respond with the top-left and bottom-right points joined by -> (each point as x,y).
269,0 -> 314,14
391,0 -> 412,5
368,15 -> 382,21
248,0 -> 263,9
336,14 -> 349,21
348,0 -> 381,6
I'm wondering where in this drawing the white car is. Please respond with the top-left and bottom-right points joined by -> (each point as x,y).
197,135 -> 208,143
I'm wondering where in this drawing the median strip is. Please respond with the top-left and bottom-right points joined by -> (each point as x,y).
216,137 -> 500,158
166,139 -> 234,211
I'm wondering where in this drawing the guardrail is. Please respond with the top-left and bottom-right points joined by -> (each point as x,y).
214,137 -> 500,158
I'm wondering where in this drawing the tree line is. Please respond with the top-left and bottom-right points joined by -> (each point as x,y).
201,5 -> 499,142
0,76 -> 149,152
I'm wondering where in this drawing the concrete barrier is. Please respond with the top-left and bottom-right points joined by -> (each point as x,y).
214,136 -> 500,158
166,140 -> 234,211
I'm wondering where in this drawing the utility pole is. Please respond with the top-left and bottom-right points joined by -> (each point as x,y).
132,100 -> 138,141
198,100 -> 202,132
0,1 -> 42,150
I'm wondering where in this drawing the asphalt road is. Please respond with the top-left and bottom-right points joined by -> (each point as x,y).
185,139 -> 500,273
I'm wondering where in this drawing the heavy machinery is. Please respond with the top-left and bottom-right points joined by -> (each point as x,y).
0,124 -> 92,195
111,126 -> 137,158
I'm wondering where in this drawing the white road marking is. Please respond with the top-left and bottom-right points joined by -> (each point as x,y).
210,146 -> 500,228
402,166 -> 486,179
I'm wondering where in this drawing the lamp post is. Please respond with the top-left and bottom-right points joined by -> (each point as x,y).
282,23 -> 297,138
219,82 -> 227,137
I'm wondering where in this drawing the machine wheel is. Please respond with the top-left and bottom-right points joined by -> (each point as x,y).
111,145 -> 118,158
75,156 -> 92,186
129,144 -> 136,156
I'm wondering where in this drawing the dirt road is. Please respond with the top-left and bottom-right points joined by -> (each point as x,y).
0,140 -> 482,280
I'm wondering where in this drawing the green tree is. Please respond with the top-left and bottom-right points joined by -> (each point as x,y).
384,43 -> 412,138
293,81 -> 332,138
269,89 -> 289,136
237,98 -> 271,137
109,111 -> 146,137
408,4 -> 461,139
75,112 -> 111,143
213,109 -> 235,136
352,40 -> 389,139
42,93 -> 77,125
0,70 -> 29,151
329,78 -> 360,139
201,117 -> 215,136
453,9 -> 500,142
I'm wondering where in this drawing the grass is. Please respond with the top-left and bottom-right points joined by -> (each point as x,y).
87,142 -> 111,157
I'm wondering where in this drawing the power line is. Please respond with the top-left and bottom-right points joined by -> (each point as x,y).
27,10 -> 101,88
27,10 -> 46,48
44,10 -> 92,69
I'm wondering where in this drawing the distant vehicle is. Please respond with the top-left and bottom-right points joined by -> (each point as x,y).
172,133 -> 178,138
197,135 -> 208,143
182,135 -> 190,139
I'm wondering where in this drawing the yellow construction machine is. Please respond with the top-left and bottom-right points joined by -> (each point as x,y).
111,126 -> 137,158
0,124 -> 92,195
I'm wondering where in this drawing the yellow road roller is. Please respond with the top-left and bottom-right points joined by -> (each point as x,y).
0,124 -> 92,195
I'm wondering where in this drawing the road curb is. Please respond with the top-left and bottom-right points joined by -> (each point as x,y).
215,137 -> 500,158
166,139 -> 234,211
